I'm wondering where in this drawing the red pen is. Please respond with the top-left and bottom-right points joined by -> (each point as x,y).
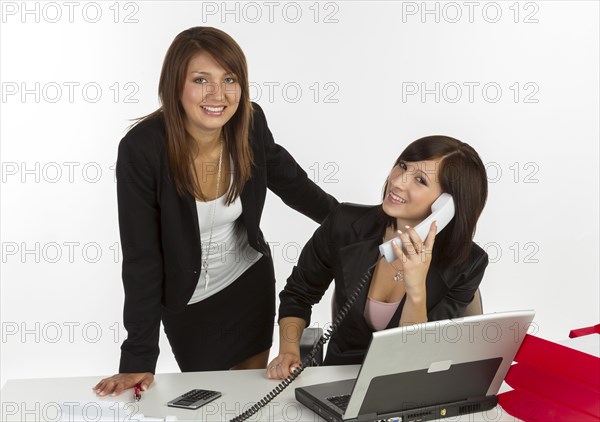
134,383 -> 142,401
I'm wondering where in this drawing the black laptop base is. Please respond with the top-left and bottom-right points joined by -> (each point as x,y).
295,357 -> 502,422
296,388 -> 498,422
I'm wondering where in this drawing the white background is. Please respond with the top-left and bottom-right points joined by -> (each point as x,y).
1,1 -> 598,388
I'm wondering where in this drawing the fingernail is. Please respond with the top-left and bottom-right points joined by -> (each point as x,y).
142,385 -> 147,391
396,229 -> 402,235
405,225 -> 410,229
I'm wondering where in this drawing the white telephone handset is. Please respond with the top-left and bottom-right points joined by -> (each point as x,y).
379,192 -> 455,263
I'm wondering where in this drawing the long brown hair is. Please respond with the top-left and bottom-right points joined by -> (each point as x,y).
136,26 -> 253,204
381,136 -> 488,269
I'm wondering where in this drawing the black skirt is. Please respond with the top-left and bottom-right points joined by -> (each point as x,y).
161,255 -> 275,371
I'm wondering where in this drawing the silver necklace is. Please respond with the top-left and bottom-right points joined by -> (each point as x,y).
389,260 -> 404,282
202,139 -> 224,291
383,233 -> 404,282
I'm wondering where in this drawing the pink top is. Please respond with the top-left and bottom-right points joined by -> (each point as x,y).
364,297 -> 402,331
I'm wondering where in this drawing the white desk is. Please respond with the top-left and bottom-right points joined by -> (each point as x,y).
1,366 -> 519,421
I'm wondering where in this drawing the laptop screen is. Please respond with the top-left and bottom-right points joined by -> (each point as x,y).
343,310 -> 535,419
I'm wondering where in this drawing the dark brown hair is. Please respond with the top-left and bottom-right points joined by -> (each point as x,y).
136,26 -> 253,204
381,135 -> 488,269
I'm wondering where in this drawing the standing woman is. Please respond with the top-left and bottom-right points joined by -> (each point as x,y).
93,27 -> 337,396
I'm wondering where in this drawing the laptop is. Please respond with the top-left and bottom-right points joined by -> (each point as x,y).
296,310 -> 535,422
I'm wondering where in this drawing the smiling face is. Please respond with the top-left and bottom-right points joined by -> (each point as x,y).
382,159 -> 444,227
180,51 -> 242,139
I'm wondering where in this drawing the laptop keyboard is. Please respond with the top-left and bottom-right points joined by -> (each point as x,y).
327,394 -> 351,411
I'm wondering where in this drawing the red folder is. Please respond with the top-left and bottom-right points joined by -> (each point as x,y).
569,324 -> 600,339
498,329 -> 600,421
499,389 -> 599,422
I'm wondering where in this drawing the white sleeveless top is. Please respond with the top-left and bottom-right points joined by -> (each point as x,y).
187,169 -> 263,304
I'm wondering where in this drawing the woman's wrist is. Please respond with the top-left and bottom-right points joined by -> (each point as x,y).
278,317 -> 305,356
405,279 -> 427,302
278,346 -> 300,357
405,294 -> 426,307
278,337 -> 301,355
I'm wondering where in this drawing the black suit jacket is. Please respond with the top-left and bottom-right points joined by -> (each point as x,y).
116,103 -> 338,373
278,203 -> 489,365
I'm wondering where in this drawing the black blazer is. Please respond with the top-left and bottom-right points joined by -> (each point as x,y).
116,103 -> 338,373
278,203 -> 489,366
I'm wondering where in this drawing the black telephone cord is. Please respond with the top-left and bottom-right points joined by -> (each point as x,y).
228,262 -> 378,422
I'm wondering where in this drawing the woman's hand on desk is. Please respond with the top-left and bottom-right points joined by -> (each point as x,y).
266,353 -> 301,380
270,317 -> 305,379
92,373 -> 154,397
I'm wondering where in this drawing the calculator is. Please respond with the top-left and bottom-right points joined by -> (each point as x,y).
167,388 -> 222,409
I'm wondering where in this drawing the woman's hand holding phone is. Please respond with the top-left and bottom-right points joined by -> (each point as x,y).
391,221 -> 437,300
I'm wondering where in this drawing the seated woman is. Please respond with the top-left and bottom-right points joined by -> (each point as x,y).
267,135 -> 489,379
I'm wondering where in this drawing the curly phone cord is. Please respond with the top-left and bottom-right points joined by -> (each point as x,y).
228,263 -> 377,422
